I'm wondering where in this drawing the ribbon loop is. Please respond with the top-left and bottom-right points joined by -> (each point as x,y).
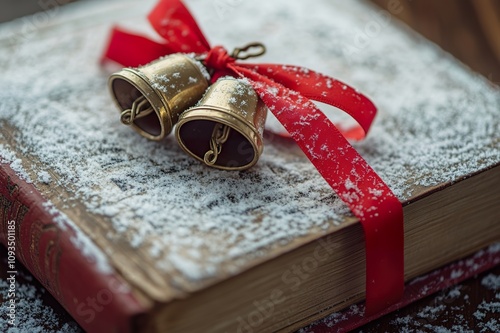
237,63 -> 376,140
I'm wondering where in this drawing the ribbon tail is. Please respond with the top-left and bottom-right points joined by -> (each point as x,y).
101,26 -> 177,67
238,63 -> 377,141
231,64 -> 404,315
148,0 -> 211,53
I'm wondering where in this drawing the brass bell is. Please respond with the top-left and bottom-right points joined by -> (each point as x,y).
175,77 -> 267,171
108,54 -> 210,140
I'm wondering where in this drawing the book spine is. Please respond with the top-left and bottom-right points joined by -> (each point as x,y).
0,162 -> 146,333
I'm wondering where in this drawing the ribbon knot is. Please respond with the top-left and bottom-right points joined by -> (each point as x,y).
205,46 -> 235,71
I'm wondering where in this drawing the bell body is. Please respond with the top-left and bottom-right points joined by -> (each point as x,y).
175,77 -> 267,171
109,54 -> 209,140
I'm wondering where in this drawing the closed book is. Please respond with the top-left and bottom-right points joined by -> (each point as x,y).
0,0 -> 499,332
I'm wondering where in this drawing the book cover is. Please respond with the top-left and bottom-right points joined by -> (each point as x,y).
1,0 -> 499,331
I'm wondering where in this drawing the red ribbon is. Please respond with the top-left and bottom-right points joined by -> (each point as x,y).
102,0 -> 404,315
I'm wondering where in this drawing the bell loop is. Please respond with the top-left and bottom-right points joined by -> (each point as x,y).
231,42 -> 266,60
204,123 -> 231,166
204,42 -> 266,71
120,95 -> 154,125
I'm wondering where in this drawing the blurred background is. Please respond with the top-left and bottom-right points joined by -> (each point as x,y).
370,0 -> 500,84
1,0 -> 499,83
0,0 -> 77,23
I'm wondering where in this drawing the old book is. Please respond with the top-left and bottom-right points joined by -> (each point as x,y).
0,0 -> 499,332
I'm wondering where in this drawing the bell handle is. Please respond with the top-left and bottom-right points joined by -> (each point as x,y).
232,42 -> 266,60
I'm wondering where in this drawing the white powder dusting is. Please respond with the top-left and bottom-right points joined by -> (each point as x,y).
0,0 -> 499,290
42,201 -> 113,274
481,274 -> 500,291
37,170 -> 52,184
0,146 -> 32,183
0,148 -> 112,274
450,269 -> 464,279
186,53 -> 211,81
0,279 -> 80,333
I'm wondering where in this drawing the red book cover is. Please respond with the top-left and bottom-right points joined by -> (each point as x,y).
0,164 -> 148,332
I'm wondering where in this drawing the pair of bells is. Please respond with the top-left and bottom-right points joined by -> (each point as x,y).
108,54 -> 267,171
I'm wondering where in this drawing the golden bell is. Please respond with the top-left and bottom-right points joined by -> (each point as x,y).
108,54 -> 209,140
175,77 -> 267,171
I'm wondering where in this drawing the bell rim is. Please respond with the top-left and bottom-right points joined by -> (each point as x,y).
108,69 -> 172,141
175,106 -> 264,171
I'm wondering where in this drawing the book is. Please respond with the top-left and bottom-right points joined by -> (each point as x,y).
1,0 -> 499,332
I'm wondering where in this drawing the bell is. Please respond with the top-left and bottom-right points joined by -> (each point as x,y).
175,77 -> 267,171
108,54 -> 209,140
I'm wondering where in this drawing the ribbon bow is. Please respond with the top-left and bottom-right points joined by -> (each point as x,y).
102,0 -> 404,315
